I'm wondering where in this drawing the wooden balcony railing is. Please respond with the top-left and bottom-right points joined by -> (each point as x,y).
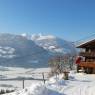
79,52 -> 95,57
79,62 -> 95,68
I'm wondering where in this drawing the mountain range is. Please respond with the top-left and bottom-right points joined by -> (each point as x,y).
0,33 -> 76,68
31,34 -> 76,56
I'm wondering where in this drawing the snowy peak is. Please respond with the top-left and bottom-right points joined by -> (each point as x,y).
31,34 -> 76,56
31,34 -> 56,41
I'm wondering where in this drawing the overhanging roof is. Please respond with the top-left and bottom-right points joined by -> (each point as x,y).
75,34 -> 95,48
77,39 -> 95,48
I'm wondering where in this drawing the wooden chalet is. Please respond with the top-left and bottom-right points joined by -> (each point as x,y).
77,39 -> 95,74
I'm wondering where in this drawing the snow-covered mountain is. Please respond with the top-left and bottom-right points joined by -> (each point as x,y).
31,34 -> 76,56
0,33 -> 51,68
0,33 -> 77,68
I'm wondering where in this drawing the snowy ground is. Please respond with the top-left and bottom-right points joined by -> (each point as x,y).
4,71 -> 95,95
0,66 -> 50,90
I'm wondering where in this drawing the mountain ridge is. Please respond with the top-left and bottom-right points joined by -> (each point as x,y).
0,33 -> 76,68
31,34 -> 76,56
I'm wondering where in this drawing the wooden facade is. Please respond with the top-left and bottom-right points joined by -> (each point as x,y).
77,39 -> 95,74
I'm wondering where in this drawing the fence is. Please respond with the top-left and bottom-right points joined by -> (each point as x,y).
0,72 -> 49,89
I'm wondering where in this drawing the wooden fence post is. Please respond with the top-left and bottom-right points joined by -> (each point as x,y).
22,79 -> 25,89
42,73 -> 45,84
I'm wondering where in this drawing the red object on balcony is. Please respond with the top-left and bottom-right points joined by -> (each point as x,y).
75,57 -> 82,64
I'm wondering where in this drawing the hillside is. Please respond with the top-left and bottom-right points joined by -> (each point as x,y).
0,33 -> 77,68
0,33 -> 50,68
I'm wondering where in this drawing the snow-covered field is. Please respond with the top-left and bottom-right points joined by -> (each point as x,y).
0,66 -> 50,90
4,71 -> 95,95
1,66 -> 95,95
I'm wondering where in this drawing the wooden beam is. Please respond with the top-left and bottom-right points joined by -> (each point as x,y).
79,62 -> 95,68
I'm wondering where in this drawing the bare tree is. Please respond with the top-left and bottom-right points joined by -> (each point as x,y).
49,55 -> 68,76
49,55 -> 75,77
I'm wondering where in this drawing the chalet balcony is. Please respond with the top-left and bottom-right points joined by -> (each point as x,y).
79,61 -> 95,68
79,52 -> 95,57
